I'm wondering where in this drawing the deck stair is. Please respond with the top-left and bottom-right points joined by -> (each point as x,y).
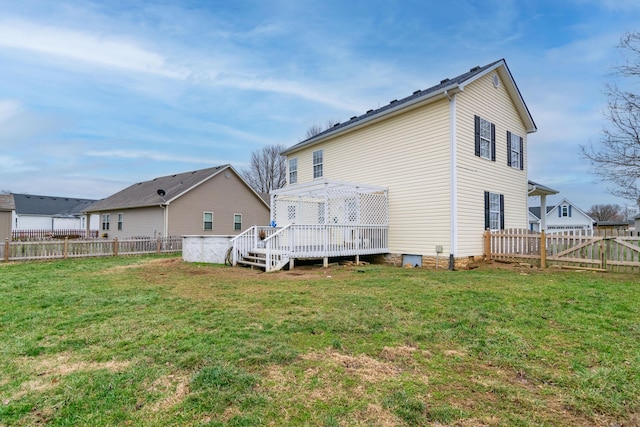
237,248 -> 267,269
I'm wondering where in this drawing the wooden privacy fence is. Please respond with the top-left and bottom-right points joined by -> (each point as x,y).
1,237 -> 182,262
485,229 -> 640,273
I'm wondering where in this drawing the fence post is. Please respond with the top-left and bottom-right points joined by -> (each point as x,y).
113,237 -> 118,257
4,238 -> 8,262
540,231 -> 546,268
64,237 -> 69,259
483,229 -> 491,261
157,237 -> 161,254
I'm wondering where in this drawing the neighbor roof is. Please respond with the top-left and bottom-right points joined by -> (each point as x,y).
85,165 -> 232,212
12,194 -> 96,217
283,59 -> 536,155
0,194 -> 15,211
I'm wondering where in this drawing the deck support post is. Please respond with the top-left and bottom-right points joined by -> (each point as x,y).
355,254 -> 360,265
289,258 -> 295,270
323,257 -> 328,268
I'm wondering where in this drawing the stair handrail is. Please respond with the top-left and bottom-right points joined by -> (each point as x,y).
230,225 -> 257,266
263,224 -> 292,272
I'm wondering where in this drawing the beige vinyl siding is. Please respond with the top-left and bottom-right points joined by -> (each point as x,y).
0,211 -> 11,241
168,169 -> 270,236
100,207 -> 164,239
455,72 -> 529,256
291,98 -> 453,256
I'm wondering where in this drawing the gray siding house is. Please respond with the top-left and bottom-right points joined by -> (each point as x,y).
84,165 -> 270,239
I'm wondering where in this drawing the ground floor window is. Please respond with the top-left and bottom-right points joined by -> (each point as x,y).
203,212 -> 213,230
101,214 -> 110,230
484,192 -> 504,231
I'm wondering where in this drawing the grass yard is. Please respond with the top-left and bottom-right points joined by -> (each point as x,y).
0,256 -> 638,426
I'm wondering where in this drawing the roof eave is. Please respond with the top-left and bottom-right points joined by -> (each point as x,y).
282,84 -> 463,155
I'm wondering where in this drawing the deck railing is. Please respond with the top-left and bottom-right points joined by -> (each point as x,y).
232,224 -> 389,271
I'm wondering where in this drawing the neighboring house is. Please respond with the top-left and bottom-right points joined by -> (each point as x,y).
529,198 -> 594,234
11,193 -> 99,234
0,194 -> 15,242
84,165 -> 270,239
235,59 -> 537,270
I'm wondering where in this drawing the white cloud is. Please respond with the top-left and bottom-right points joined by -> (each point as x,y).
0,154 -> 34,173
0,100 -> 22,125
84,149 -> 224,165
0,19 -> 189,79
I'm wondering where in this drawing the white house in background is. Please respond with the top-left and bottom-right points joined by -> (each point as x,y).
529,198 -> 594,234
11,193 -> 100,234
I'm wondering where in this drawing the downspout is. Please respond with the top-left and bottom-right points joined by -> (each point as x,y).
160,204 -> 168,237
446,89 -> 457,270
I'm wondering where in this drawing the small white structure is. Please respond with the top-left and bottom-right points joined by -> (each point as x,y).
182,235 -> 232,264
232,179 -> 389,271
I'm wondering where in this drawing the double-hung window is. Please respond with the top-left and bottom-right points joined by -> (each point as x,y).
101,214 -> 110,231
560,205 -> 572,217
117,213 -> 123,230
507,131 -> 524,170
484,192 -> 504,231
289,158 -> 298,184
313,149 -> 323,178
203,212 -> 213,230
474,116 -> 495,161
233,214 -> 242,231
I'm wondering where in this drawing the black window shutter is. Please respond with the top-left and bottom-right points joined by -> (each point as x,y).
484,191 -> 490,229
558,207 -> 562,217
519,137 -> 524,170
474,115 -> 480,157
499,195 -> 505,230
506,131 -> 512,167
490,123 -> 496,161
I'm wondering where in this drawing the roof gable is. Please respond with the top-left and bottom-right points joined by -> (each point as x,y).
547,198 -> 594,222
283,59 -> 535,155
86,165 -> 228,212
85,165 -> 270,212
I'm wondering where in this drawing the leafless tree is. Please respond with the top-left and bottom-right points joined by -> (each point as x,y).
586,204 -> 624,221
582,32 -> 640,207
304,119 -> 340,140
241,144 -> 287,194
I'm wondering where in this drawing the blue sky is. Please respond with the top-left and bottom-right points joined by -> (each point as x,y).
0,0 -> 639,212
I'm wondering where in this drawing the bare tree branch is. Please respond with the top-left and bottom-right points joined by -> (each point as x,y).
581,31 -> 640,206
240,144 -> 287,194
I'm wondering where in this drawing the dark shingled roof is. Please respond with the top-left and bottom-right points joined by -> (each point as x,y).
85,165 -> 229,212
12,193 -> 97,217
283,58 -> 534,155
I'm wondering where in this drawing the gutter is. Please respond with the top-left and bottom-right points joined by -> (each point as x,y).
283,83 -> 463,155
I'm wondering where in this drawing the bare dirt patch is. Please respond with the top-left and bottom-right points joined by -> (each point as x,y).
143,373 -> 191,413
302,348 -> 403,383
8,353 -> 130,403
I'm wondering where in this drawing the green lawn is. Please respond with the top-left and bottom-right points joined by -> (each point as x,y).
0,256 -> 638,426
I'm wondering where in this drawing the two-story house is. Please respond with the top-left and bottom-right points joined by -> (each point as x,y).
233,59 -> 536,271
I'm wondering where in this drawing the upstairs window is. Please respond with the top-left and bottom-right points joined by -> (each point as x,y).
560,205 -> 572,217
507,131 -> 524,170
313,149 -> 323,178
203,212 -> 213,230
117,213 -> 123,230
289,158 -> 298,184
234,214 -> 242,231
484,192 -> 504,231
475,116 -> 495,161
101,214 -> 110,231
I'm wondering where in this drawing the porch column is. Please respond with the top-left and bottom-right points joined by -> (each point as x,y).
540,195 -> 547,232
